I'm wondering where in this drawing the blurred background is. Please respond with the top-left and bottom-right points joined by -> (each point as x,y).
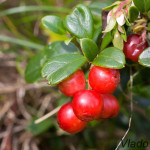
0,0 -> 150,150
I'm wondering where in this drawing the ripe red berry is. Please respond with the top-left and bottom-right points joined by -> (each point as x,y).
57,102 -> 87,134
89,66 -> 120,94
72,90 -> 103,121
123,34 -> 149,62
58,70 -> 86,97
99,94 -> 119,119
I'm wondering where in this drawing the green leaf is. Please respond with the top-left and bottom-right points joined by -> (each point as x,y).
92,18 -> 102,42
42,15 -> 66,35
139,47 -> 150,67
93,47 -> 125,69
113,30 -> 123,50
65,4 -> 93,39
104,1 -> 120,10
133,0 -> 150,13
26,117 -> 53,136
25,52 -> 45,83
103,16 -> 116,33
25,41 -> 79,83
88,1 -> 114,16
45,41 -> 80,59
41,54 -> 87,85
129,6 -> 139,22
80,38 -> 98,62
100,32 -> 113,50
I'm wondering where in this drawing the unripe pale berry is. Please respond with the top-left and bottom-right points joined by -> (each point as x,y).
57,102 -> 87,134
72,90 -> 103,121
58,70 -> 86,97
89,66 -> 120,94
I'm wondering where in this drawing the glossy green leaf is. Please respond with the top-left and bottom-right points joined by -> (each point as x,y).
103,16 -> 116,33
25,52 -> 45,83
92,17 -> 102,42
45,41 -> 80,59
80,38 -> 98,62
26,117 -> 53,136
25,41 -> 79,83
129,6 -> 139,22
133,0 -> 150,12
113,30 -> 123,50
65,4 -> 93,39
93,47 -> 125,69
100,32 -> 113,50
41,54 -> 87,85
139,47 -> 150,67
42,15 -> 66,34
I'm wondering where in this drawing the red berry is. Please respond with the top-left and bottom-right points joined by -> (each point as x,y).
72,90 -> 103,121
99,94 -> 119,119
58,70 -> 86,97
123,34 -> 149,62
57,102 -> 87,134
89,66 -> 120,94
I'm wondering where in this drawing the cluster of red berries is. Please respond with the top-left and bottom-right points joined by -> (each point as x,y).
57,66 -> 120,134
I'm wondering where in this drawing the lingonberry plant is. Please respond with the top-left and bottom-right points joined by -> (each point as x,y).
25,0 -> 150,148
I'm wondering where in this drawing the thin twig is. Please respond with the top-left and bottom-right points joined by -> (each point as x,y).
35,106 -> 61,124
115,67 -> 133,150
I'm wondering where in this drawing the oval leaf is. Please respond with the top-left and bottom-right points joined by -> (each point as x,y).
65,4 -> 93,39
93,47 -> 125,69
42,15 -> 66,35
139,47 -> 150,67
45,41 -> 80,59
41,54 -> 87,85
133,0 -> 150,13
80,38 -> 98,62
25,52 -> 45,83
129,6 -> 139,23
